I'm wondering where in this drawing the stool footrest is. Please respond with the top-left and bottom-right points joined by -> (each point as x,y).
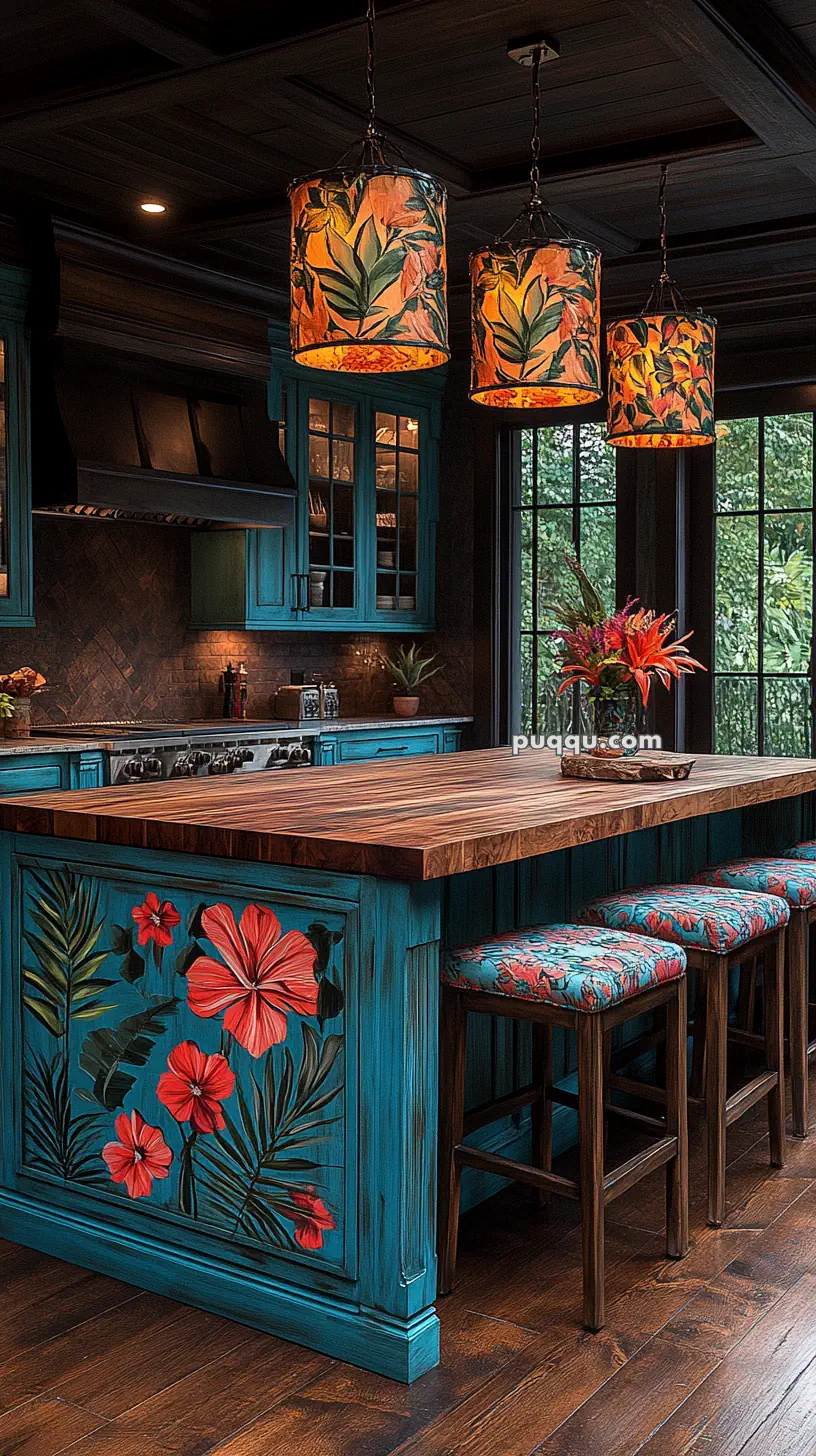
725,1070 -> 778,1127
608,1073 -> 667,1105
603,1136 -> 679,1204
453,1144 -> 580,1201
549,1084 -> 666,1134
463,1082 -> 541,1136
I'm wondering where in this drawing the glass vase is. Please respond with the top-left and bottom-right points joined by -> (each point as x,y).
590,688 -> 640,758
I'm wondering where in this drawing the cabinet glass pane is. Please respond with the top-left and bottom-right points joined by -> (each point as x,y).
308,398 -> 356,610
0,340 -> 6,597
375,410 -> 421,612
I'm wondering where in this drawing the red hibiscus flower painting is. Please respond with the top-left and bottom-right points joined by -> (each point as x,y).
285,1186 -> 336,1250
156,1040 -> 236,1135
102,1109 -> 173,1199
132,892 -> 181,948
186,903 -> 319,1058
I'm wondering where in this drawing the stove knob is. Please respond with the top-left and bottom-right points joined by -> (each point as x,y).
122,756 -> 144,780
170,754 -> 190,778
195,751 -> 213,769
266,744 -> 287,766
143,756 -> 163,779
237,747 -> 254,764
209,754 -> 229,775
288,743 -> 308,765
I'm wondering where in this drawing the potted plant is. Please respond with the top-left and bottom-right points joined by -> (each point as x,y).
381,644 -> 443,719
550,557 -> 704,757
0,668 -> 47,739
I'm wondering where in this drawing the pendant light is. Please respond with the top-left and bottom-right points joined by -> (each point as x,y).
288,0 -> 448,373
607,166 -> 715,448
469,41 -> 601,408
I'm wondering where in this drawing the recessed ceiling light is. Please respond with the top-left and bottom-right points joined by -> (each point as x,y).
139,201 -> 166,214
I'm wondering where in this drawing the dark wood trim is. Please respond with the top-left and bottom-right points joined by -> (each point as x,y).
685,446 -> 715,754
621,0 -> 816,184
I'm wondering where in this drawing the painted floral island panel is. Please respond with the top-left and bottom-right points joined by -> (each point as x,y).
20,866 -> 347,1267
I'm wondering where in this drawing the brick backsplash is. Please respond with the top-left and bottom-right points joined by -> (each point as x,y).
2,515 -> 472,726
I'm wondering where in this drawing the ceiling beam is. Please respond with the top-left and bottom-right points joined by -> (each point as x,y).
0,2 -> 436,141
605,213 -> 816,268
80,0 -> 217,66
172,120 -> 759,243
619,0 -> 816,182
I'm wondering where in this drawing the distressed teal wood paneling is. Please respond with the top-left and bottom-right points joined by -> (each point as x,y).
0,835 -> 441,1382
0,265 -> 33,626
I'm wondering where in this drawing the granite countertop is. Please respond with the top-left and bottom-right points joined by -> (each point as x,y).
1,748 -> 813,881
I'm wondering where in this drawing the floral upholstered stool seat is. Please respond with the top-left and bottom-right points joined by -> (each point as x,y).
579,885 -> 789,1226
437,924 -> 689,1333
692,859 -> 816,1139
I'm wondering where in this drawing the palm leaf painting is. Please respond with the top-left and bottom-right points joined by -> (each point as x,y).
195,1023 -> 343,1251
78,997 -> 180,1110
23,869 -> 117,1039
25,1050 -> 108,1184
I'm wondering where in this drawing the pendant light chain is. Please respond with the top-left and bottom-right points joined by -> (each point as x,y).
658,162 -> 670,283
366,0 -> 377,136
528,45 -> 543,220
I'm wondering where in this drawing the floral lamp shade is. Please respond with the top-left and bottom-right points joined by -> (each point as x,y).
469,240 -> 601,408
606,313 -> 716,448
289,169 -> 449,372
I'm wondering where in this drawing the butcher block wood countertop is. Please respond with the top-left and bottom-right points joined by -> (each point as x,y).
1,748 -> 816,881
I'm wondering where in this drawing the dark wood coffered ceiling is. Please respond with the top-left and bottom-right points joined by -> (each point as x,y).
1,0 -> 815,375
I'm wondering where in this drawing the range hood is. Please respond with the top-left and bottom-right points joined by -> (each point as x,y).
30,339 -> 297,528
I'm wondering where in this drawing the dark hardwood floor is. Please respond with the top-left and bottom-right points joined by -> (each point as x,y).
5,1067 -> 816,1455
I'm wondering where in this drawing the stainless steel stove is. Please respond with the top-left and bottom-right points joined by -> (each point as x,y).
35,721 -> 317,784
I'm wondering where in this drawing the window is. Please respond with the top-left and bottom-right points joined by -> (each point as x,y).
515,422 -> 616,734
714,413 -> 815,756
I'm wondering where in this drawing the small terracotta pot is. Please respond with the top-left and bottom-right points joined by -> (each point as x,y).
5,699 -> 32,738
393,695 -> 420,718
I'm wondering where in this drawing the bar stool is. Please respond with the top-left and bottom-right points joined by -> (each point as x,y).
692,858 -> 816,1139
580,884 -> 788,1226
438,923 -> 689,1332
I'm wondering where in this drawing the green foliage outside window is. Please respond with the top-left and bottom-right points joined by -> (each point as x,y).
714,413 -> 814,757
518,422 -> 616,735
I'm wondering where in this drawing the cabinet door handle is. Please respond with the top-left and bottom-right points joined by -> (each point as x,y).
290,573 -> 299,611
377,744 -> 408,753
300,573 -> 311,611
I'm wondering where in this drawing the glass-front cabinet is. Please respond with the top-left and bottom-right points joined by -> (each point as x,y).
0,266 -> 33,626
191,333 -> 441,632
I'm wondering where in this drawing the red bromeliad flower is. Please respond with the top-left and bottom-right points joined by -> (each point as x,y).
620,609 -> 705,707
186,903 -> 319,1058
156,1040 -> 235,1134
285,1186 -> 336,1250
132,892 -> 181,948
102,1109 -> 173,1199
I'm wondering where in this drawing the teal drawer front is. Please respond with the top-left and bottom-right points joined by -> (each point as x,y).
0,761 -> 64,795
336,730 -> 442,762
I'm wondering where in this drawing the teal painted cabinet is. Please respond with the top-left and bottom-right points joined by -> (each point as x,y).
0,266 -> 33,626
316,723 -> 462,765
0,750 -> 106,796
191,329 -> 443,632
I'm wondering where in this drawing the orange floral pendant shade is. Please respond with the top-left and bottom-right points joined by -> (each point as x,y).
289,168 -> 449,372
469,239 -> 601,408
606,312 -> 716,448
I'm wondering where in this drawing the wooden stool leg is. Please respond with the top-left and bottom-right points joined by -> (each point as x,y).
665,976 -> 689,1259
690,971 -> 707,1100
578,1015 -> 605,1331
437,988 -> 468,1295
531,1022 -> 553,1207
765,932 -> 787,1168
788,910 -> 809,1140
705,958 -> 729,1227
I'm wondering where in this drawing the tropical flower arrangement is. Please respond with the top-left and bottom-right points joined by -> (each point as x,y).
550,557 -> 704,751
0,666 -> 47,697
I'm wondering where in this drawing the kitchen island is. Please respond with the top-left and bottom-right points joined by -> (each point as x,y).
1,749 -> 815,1381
